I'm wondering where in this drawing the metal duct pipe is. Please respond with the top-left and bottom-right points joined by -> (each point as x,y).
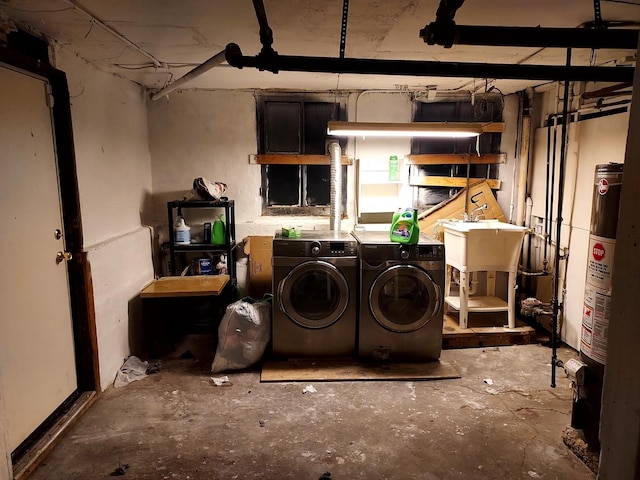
150,50 -> 226,101
224,43 -> 634,83
328,142 -> 342,232
420,25 -> 639,50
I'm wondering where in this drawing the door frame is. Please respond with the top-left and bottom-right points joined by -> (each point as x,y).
0,41 -> 98,471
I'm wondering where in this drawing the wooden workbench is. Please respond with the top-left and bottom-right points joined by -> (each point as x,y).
141,275 -> 229,298
141,275 -> 231,357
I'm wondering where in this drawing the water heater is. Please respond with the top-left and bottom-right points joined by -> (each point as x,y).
573,163 -> 623,450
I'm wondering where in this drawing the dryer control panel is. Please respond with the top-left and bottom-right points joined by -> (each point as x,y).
273,234 -> 358,258
416,244 -> 445,261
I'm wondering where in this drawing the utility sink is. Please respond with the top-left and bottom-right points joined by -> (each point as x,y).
442,220 -> 528,273
441,220 -> 529,329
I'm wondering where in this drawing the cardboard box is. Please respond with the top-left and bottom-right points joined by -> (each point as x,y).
418,180 -> 506,241
243,236 -> 273,299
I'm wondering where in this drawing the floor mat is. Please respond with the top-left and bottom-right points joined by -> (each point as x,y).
260,359 -> 461,382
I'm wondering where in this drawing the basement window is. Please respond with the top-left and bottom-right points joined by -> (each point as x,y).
410,97 -> 503,209
256,94 -> 348,216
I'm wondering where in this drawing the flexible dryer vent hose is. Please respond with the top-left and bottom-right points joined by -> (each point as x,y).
328,142 -> 342,232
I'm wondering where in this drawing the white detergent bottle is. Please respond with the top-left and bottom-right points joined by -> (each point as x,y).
174,216 -> 191,245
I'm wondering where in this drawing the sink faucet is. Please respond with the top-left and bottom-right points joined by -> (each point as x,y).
465,203 -> 488,222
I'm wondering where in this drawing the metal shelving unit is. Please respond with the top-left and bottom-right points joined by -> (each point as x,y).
167,199 -> 236,282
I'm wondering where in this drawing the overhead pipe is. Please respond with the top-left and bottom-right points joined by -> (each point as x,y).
252,0 -> 278,64
582,81 -> 633,99
224,43 -> 634,83
149,0 -> 272,101
420,24 -> 639,50
150,50 -> 226,101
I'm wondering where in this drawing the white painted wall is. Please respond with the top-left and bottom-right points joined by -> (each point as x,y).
147,89 -> 359,239
86,228 -> 155,390
147,90 -> 258,232
148,90 -> 519,239
54,48 -> 155,390
528,89 -> 630,349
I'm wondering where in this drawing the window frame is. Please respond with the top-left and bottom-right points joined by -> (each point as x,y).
409,95 -> 504,209
255,92 -> 348,216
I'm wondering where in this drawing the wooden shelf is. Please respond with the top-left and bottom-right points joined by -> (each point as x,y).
409,176 -> 501,189
254,154 -> 353,165
406,153 -> 506,165
445,295 -> 509,313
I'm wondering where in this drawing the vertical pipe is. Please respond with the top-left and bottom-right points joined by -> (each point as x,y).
549,117 -> 558,252
551,48 -> 572,388
515,115 -> 531,226
544,115 -> 552,261
329,142 -> 342,231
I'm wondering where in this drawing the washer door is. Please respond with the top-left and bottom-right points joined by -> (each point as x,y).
369,264 -> 441,333
278,260 -> 349,329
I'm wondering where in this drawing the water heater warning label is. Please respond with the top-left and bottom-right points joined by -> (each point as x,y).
581,286 -> 611,364
586,235 -> 616,291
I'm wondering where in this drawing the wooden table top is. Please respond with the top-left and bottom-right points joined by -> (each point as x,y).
140,275 -> 230,298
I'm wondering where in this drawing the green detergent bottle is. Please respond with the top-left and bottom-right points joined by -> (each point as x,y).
212,214 -> 226,245
390,208 -> 419,245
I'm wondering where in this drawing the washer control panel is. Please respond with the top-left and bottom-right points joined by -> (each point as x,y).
274,237 -> 358,257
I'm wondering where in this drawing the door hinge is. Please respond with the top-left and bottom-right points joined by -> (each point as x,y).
45,84 -> 54,108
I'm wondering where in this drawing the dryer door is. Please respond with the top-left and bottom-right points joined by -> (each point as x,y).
279,260 -> 349,329
369,264 -> 441,333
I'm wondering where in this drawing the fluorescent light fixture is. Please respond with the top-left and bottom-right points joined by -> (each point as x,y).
327,121 -> 483,138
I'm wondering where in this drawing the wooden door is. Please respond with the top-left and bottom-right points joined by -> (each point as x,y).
0,65 -> 78,452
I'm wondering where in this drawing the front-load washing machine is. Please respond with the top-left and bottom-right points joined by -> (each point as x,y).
352,230 -> 445,362
272,230 -> 358,358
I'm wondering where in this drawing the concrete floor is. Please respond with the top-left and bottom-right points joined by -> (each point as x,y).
30,337 -> 594,480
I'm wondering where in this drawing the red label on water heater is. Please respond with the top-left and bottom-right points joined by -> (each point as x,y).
598,178 -> 609,195
592,242 -> 605,262
586,235 -> 615,291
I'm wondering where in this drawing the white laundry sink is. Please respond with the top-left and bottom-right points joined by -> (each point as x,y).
442,220 -> 529,273
441,220 -> 529,329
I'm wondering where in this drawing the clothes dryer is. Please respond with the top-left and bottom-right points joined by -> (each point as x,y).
352,230 -> 445,362
272,231 -> 358,358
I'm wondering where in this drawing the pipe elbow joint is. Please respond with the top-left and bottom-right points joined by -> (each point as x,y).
419,21 -> 456,48
225,43 -> 244,68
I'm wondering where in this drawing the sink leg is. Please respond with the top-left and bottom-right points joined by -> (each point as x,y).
459,271 -> 469,330
507,270 -> 517,329
444,265 -> 451,314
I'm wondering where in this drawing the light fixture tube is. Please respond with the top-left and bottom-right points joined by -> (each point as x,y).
327,121 -> 483,138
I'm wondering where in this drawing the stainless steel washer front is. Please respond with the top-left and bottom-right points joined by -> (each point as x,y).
272,231 -> 358,358
353,230 -> 445,362
369,264 -> 441,333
